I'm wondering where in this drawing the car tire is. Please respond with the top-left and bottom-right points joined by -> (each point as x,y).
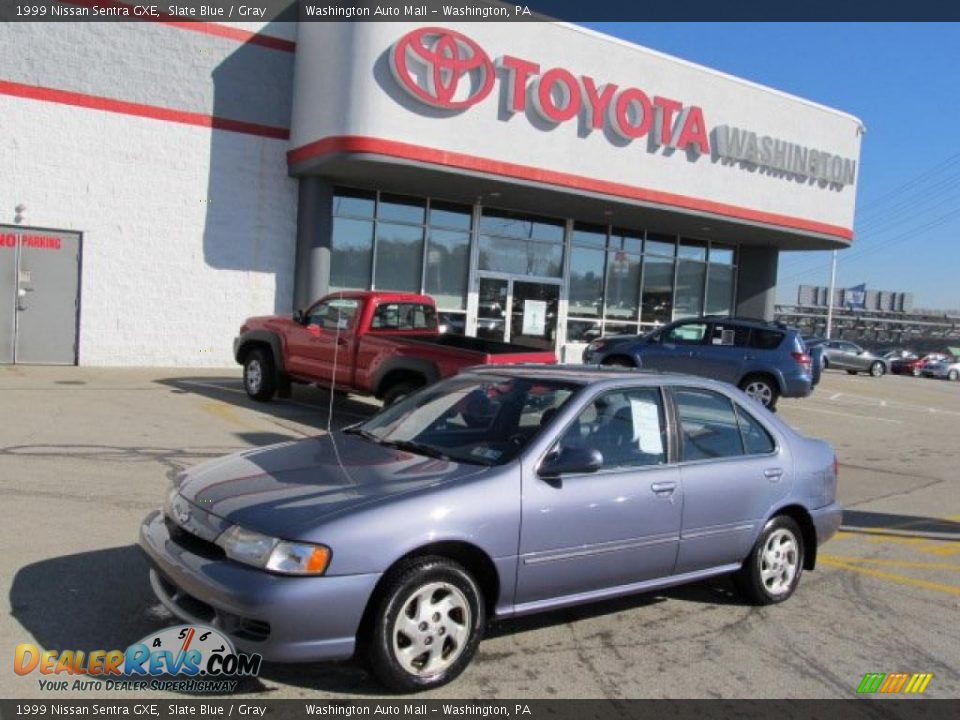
846,370 -> 858,376
912,367 -> 921,377
736,515 -> 804,605
869,361 -> 885,377
366,557 -> 486,693
382,381 -> 423,407
949,369 -> 959,382
243,349 -> 277,401
738,375 -> 779,410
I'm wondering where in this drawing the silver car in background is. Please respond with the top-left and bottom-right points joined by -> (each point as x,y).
806,338 -> 888,377
140,366 -> 842,691
921,356 -> 960,381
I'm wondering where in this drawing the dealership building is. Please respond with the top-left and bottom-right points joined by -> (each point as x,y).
0,21 -> 863,366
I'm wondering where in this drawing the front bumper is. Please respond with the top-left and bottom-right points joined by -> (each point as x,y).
139,510 -> 380,662
810,501 -> 843,550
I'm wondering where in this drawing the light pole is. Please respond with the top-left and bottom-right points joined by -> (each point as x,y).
825,250 -> 838,339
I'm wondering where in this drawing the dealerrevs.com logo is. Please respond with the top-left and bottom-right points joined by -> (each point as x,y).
14,624 -> 261,693
390,27 -> 494,109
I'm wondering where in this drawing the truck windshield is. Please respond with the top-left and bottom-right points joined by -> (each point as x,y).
351,375 -> 579,466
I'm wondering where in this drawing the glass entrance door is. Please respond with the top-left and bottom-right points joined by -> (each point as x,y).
477,276 -> 560,350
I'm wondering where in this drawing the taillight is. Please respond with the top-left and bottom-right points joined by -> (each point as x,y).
792,351 -> 812,367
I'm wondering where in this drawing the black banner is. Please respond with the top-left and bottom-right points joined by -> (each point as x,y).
1,700 -> 958,720
3,0 -> 960,22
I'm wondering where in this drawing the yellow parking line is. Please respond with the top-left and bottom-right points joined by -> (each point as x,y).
819,557 -> 960,596
199,400 -> 261,431
819,555 -> 960,572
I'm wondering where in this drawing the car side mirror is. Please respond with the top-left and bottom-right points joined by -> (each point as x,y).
538,447 -> 603,478
293,309 -> 306,325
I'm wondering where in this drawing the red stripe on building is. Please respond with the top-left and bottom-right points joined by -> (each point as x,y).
0,80 -> 290,140
59,1 -> 296,53
288,136 -> 855,242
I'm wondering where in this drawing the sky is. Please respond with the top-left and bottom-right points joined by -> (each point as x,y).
582,22 -> 960,312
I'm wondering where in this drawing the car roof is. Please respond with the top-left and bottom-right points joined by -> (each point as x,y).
464,363 -> 742,394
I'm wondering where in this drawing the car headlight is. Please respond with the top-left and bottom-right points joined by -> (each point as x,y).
586,340 -> 607,353
215,525 -> 331,575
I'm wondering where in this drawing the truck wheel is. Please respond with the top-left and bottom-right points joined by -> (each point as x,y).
243,349 -> 277,401
382,381 -> 422,407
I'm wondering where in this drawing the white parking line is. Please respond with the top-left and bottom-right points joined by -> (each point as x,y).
826,391 -> 960,418
789,405 -> 901,424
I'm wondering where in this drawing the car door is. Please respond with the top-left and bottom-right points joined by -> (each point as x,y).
670,386 -> 790,574
697,322 -> 750,384
516,386 -> 682,606
641,321 -> 708,374
285,297 -> 359,382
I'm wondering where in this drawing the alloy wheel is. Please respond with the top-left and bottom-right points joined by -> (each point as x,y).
759,528 -> 799,596
245,359 -> 262,394
391,582 -> 472,677
744,381 -> 773,406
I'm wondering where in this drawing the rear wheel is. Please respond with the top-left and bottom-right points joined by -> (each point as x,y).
243,349 -> 276,401
739,375 -> 779,410
949,369 -> 959,382
869,361 -> 885,377
736,515 -> 804,605
382,380 -> 423,407
366,558 -> 485,692
912,367 -> 921,377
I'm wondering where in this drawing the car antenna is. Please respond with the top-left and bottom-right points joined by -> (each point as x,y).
326,290 -> 350,476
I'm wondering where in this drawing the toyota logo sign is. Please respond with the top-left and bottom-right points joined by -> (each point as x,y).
390,27 -> 494,110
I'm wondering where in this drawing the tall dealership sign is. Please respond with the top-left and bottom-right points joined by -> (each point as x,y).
389,27 -> 857,188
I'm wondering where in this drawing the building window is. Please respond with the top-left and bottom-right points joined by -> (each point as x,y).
478,208 -> 564,277
640,235 -> 675,326
375,222 -> 424,293
330,189 -> 471,318
330,217 -> 374,290
674,238 -> 707,320
705,244 -> 736,316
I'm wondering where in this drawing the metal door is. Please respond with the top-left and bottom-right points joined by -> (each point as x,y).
0,226 -> 81,365
0,230 -> 16,364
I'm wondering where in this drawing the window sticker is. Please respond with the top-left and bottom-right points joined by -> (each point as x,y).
471,446 -> 502,461
630,397 -> 663,455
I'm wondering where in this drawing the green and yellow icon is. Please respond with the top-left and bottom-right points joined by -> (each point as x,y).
857,672 -> 933,694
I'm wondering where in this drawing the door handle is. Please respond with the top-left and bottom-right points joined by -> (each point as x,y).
764,468 -> 784,482
651,481 -> 676,496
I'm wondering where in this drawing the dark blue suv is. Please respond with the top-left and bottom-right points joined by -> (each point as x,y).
581,317 -> 817,409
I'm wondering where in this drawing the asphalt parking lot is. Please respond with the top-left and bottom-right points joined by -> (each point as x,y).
1,366 -> 957,699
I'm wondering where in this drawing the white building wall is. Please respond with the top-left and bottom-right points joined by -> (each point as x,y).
0,22 -> 298,366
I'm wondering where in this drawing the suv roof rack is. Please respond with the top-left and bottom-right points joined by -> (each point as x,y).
700,315 -> 790,330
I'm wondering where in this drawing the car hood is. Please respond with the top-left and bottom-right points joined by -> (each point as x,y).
176,434 -> 486,539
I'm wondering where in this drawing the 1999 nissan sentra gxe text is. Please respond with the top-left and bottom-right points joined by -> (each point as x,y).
139,366 -> 842,691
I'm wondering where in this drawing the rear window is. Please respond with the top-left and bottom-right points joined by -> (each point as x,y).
749,329 -> 785,350
370,303 -> 437,331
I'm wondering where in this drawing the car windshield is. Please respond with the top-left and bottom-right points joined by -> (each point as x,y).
350,375 -> 580,466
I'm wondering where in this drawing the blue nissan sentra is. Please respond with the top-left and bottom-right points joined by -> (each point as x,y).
140,365 -> 841,691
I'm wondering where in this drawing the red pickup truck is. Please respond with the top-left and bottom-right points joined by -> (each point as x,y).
233,291 -> 557,405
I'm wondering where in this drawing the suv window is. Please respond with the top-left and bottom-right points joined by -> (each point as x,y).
736,406 -> 776,455
307,298 -> 359,329
371,303 -> 437,331
748,328 -> 785,350
559,387 -> 667,468
674,388 -> 744,460
664,322 -> 707,345
709,323 -> 750,348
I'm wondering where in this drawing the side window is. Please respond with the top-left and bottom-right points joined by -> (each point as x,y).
307,299 -> 359,329
709,323 -> 750,348
674,388 -> 744,461
736,406 -> 776,455
664,322 -> 708,345
371,303 -> 437,330
749,328 -> 784,350
559,388 -> 667,468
